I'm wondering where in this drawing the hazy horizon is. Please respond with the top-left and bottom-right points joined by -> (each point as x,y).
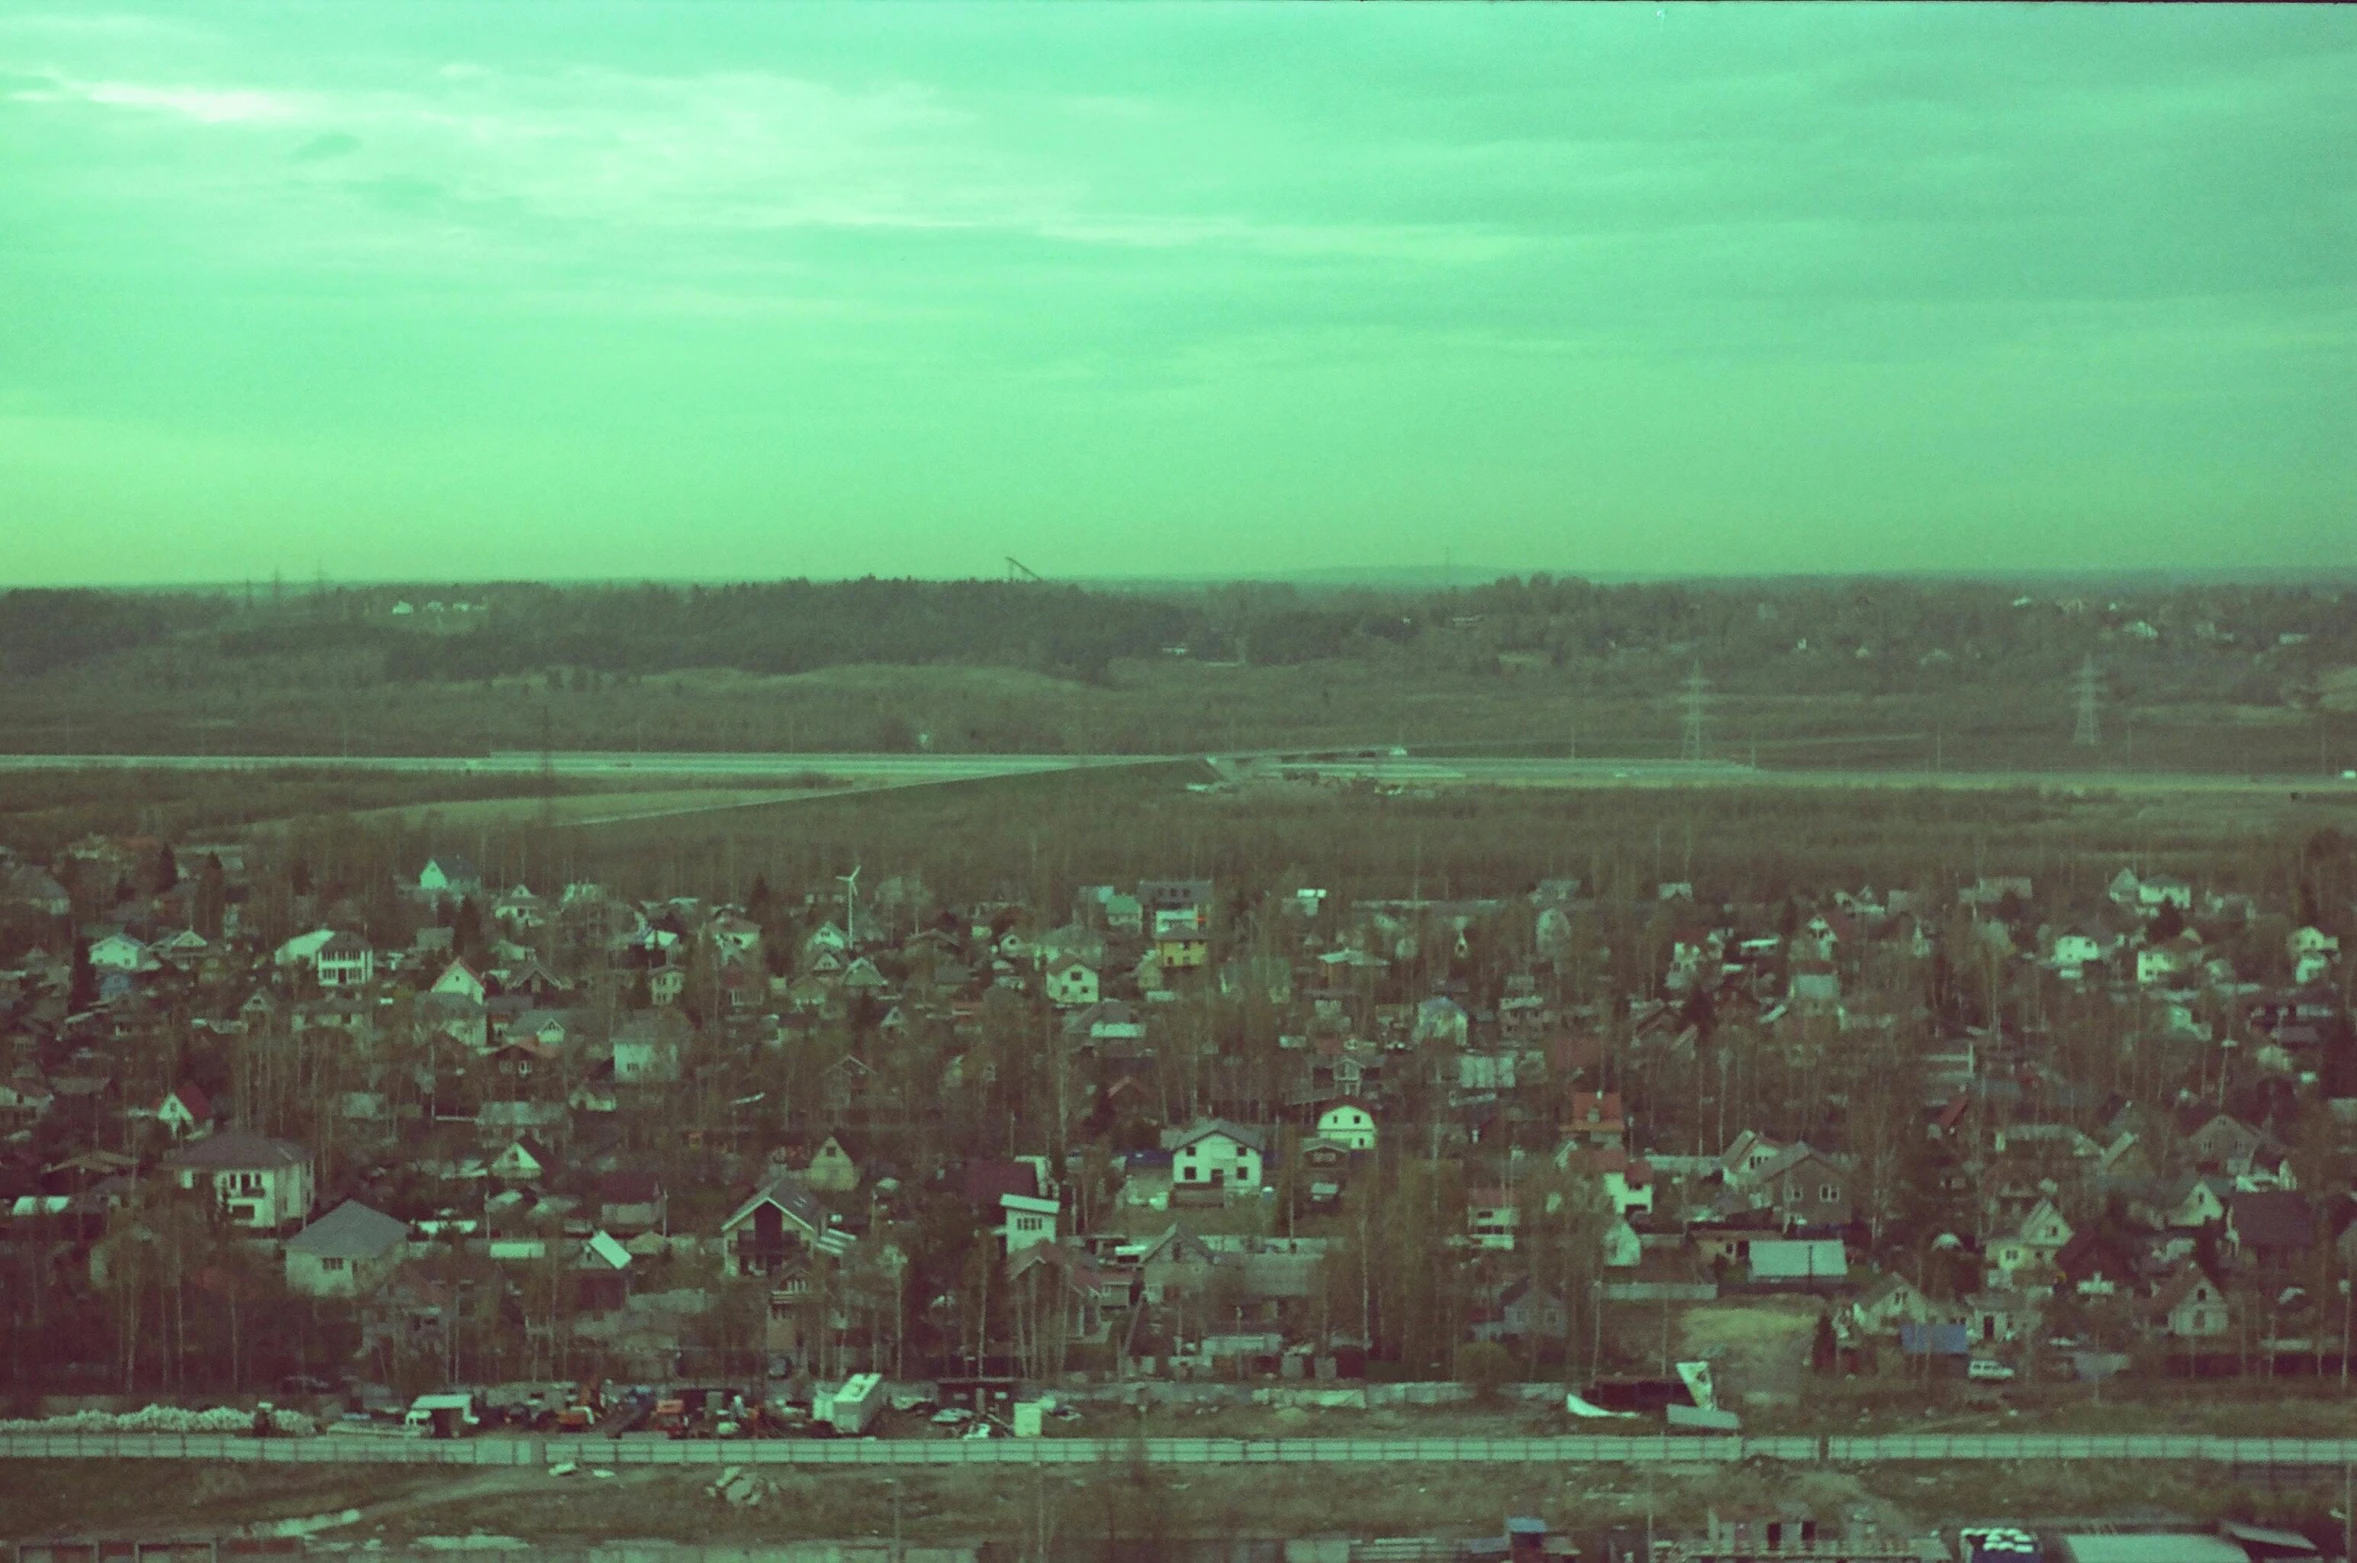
4,4 -> 2352,586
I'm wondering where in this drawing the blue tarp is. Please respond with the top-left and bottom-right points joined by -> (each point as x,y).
1900,1322 -> 1971,1357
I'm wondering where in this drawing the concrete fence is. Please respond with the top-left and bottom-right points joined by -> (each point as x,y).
6,1431 -> 2357,1466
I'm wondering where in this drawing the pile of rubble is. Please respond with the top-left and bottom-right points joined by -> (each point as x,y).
0,1403 -> 315,1436
705,1466 -> 775,1507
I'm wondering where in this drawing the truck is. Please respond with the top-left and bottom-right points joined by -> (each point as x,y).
403,1393 -> 481,1439
812,1372 -> 885,1437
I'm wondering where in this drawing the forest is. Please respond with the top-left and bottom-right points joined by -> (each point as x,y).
4,573 -> 2350,697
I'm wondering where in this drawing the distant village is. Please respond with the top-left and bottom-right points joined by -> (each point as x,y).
1,825 -> 2353,1420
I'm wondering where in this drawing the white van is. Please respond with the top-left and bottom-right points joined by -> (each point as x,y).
1966,1357 -> 2015,1382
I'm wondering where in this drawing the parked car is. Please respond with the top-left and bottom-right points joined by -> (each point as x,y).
1966,1357 -> 2015,1382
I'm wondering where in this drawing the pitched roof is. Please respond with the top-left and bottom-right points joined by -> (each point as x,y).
161,1129 -> 309,1172
719,1170 -> 826,1236
285,1200 -> 409,1260
2230,1191 -> 2316,1250
1171,1120 -> 1269,1155
961,1159 -> 1042,1206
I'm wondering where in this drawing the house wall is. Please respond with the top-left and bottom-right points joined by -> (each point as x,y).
201,1161 -> 312,1230
1175,1137 -> 1262,1190
287,1245 -> 398,1299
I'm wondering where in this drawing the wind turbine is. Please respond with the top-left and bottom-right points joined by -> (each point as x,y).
838,865 -> 861,949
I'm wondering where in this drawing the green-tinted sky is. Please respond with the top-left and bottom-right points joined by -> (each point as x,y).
2,4 -> 2350,585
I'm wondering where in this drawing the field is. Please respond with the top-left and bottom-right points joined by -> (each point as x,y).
0,1448 -> 2318,1550
4,651 -> 2352,778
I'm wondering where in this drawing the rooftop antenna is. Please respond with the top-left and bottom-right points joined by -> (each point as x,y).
1679,661 -> 1710,763
2072,655 -> 2102,747
838,865 -> 861,947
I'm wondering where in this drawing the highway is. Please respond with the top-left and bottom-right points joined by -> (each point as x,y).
5,1430 -> 2357,1467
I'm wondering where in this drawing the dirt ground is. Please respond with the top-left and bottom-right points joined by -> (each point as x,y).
0,1455 -> 2315,1549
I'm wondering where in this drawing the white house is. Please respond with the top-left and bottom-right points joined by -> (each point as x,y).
431,960 -> 487,1003
418,855 -> 482,901
161,1130 -> 314,1232
2051,932 -> 2104,971
284,1201 -> 409,1298
1043,958 -> 1099,1009
1001,1192 -> 1060,1254
314,931 -> 376,989
155,1084 -> 212,1140
1314,1101 -> 1377,1153
2138,876 -> 2194,911
87,932 -> 152,973
1171,1121 -> 1267,1193
611,1017 -> 682,1085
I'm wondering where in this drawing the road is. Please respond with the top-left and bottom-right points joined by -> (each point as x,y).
6,1430 -> 2357,1467
0,750 -> 2346,799
0,751 -> 1161,783
1216,754 -> 2357,796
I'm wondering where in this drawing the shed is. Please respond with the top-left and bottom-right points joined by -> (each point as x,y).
2057,1537 -> 2250,1563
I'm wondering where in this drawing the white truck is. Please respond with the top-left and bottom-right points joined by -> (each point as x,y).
811,1373 -> 885,1437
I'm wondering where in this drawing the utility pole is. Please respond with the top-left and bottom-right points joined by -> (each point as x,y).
2072,655 -> 2102,748
1680,662 -> 1710,763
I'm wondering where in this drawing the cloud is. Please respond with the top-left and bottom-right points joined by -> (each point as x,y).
291,130 -> 358,160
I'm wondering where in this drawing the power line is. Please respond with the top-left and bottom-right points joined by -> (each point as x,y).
2072,655 -> 2102,748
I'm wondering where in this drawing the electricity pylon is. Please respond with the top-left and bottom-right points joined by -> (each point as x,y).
2072,655 -> 2102,747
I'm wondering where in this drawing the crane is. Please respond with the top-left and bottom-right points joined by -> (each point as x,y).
1005,557 -> 1044,583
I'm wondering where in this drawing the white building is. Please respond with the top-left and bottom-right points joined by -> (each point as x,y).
1171,1122 -> 1267,1192
1314,1101 -> 1377,1153
284,1200 -> 409,1297
161,1130 -> 314,1232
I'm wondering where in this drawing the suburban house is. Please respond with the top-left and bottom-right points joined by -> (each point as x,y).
801,1134 -> 861,1194
1001,1192 -> 1061,1254
314,932 -> 376,989
154,1084 -> 212,1140
1563,1092 -> 1628,1151
1170,1121 -> 1267,1193
1987,1198 -> 2075,1283
1141,880 -> 1213,970
418,855 -> 483,902
2152,1265 -> 2230,1339
2225,1192 -> 2316,1273
1724,1142 -> 1853,1229
718,1172 -> 851,1280
1314,1100 -> 1378,1153
160,1130 -> 315,1232
598,1172 -> 668,1235
431,960 -> 488,1004
284,1201 -> 410,1298
1044,958 -> 1100,1009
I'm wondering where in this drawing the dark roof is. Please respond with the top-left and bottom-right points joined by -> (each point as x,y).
599,1171 -> 663,1203
2230,1191 -> 2316,1250
285,1200 -> 409,1260
960,1159 -> 1041,1207
162,1130 -> 309,1172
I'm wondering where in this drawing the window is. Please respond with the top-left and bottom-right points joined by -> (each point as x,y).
1182,1165 -> 1198,1182
1819,1185 -> 1842,1203
320,1257 -> 345,1272
1016,1216 -> 1044,1233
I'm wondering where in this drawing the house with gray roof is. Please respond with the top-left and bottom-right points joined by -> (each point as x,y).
284,1201 -> 410,1297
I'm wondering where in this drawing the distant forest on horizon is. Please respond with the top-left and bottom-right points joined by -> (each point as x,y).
2,575 -> 2349,704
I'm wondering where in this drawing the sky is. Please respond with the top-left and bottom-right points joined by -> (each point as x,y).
1,4 -> 2351,586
